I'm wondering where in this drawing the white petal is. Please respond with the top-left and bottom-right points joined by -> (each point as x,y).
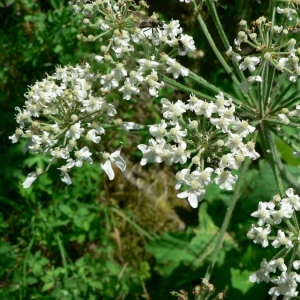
61,173 -> 72,185
113,156 -> 126,172
101,160 -> 114,180
23,172 -> 38,188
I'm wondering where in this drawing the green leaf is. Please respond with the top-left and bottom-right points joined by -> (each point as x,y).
76,207 -> 89,216
59,204 -> 73,216
77,234 -> 86,243
32,263 -> 43,277
41,281 -> 55,292
26,276 -> 39,285
231,268 -> 253,294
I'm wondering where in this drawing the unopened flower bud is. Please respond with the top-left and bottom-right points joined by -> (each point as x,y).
32,121 -> 39,128
192,156 -> 200,165
71,115 -> 78,122
216,139 -> 224,147
87,35 -> 95,42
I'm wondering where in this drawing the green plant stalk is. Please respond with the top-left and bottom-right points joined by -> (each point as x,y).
204,0 -> 247,86
161,75 -> 218,102
264,61 -> 275,111
271,138 -> 300,192
201,156 -> 252,286
259,60 -> 268,116
192,0 -> 259,108
261,122 -> 285,197
269,85 -> 299,112
21,236 -> 35,300
269,70 -> 289,106
192,4 -> 240,87
55,232 -> 68,269
111,207 -> 155,240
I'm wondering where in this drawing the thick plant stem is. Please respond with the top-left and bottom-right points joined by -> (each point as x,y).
202,156 -> 251,285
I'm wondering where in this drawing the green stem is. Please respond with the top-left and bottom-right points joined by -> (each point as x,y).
261,122 -> 285,196
192,2 -> 240,87
161,75 -> 217,102
204,0 -> 246,84
21,236 -> 35,300
55,233 -> 68,269
203,156 -> 252,282
111,207 -> 155,240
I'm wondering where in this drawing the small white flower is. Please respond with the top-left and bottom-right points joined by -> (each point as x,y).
276,7 -> 297,20
271,202 -> 293,224
149,120 -> 167,141
269,258 -> 287,272
166,57 -> 189,78
214,168 -> 237,190
161,98 -> 188,123
175,168 -> 190,190
251,201 -> 274,226
119,78 -> 139,100
240,141 -> 260,160
101,147 -> 126,180
65,122 -> 84,140
58,165 -> 72,185
271,230 -> 293,249
74,146 -> 93,167
137,58 -> 159,73
239,56 -> 260,72
163,19 -> 182,39
23,168 -> 43,188
86,129 -> 101,143
249,259 -> 274,283
138,138 -> 166,166
166,123 -> 187,143
282,188 -> 300,211
178,34 -> 196,55
269,272 -> 300,299
226,47 -> 242,62
253,224 -> 271,248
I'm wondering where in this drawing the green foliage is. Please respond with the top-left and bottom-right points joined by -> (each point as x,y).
2,0 -> 300,299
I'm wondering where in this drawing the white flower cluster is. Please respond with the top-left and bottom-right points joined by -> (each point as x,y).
138,92 -> 259,208
248,188 -> 300,299
9,63 -> 126,187
227,10 -> 300,90
72,0 -> 195,100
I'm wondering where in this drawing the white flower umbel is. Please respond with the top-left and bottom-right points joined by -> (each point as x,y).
10,64 -> 127,186
248,188 -> 300,298
72,0 -> 195,101
138,92 -> 259,208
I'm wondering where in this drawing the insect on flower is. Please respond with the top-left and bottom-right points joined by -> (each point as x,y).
132,12 -> 164,30
130,12 -> 164,39
178,39 -> 185,51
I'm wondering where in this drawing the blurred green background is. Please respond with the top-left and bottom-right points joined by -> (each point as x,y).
0,0 -> 287,299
